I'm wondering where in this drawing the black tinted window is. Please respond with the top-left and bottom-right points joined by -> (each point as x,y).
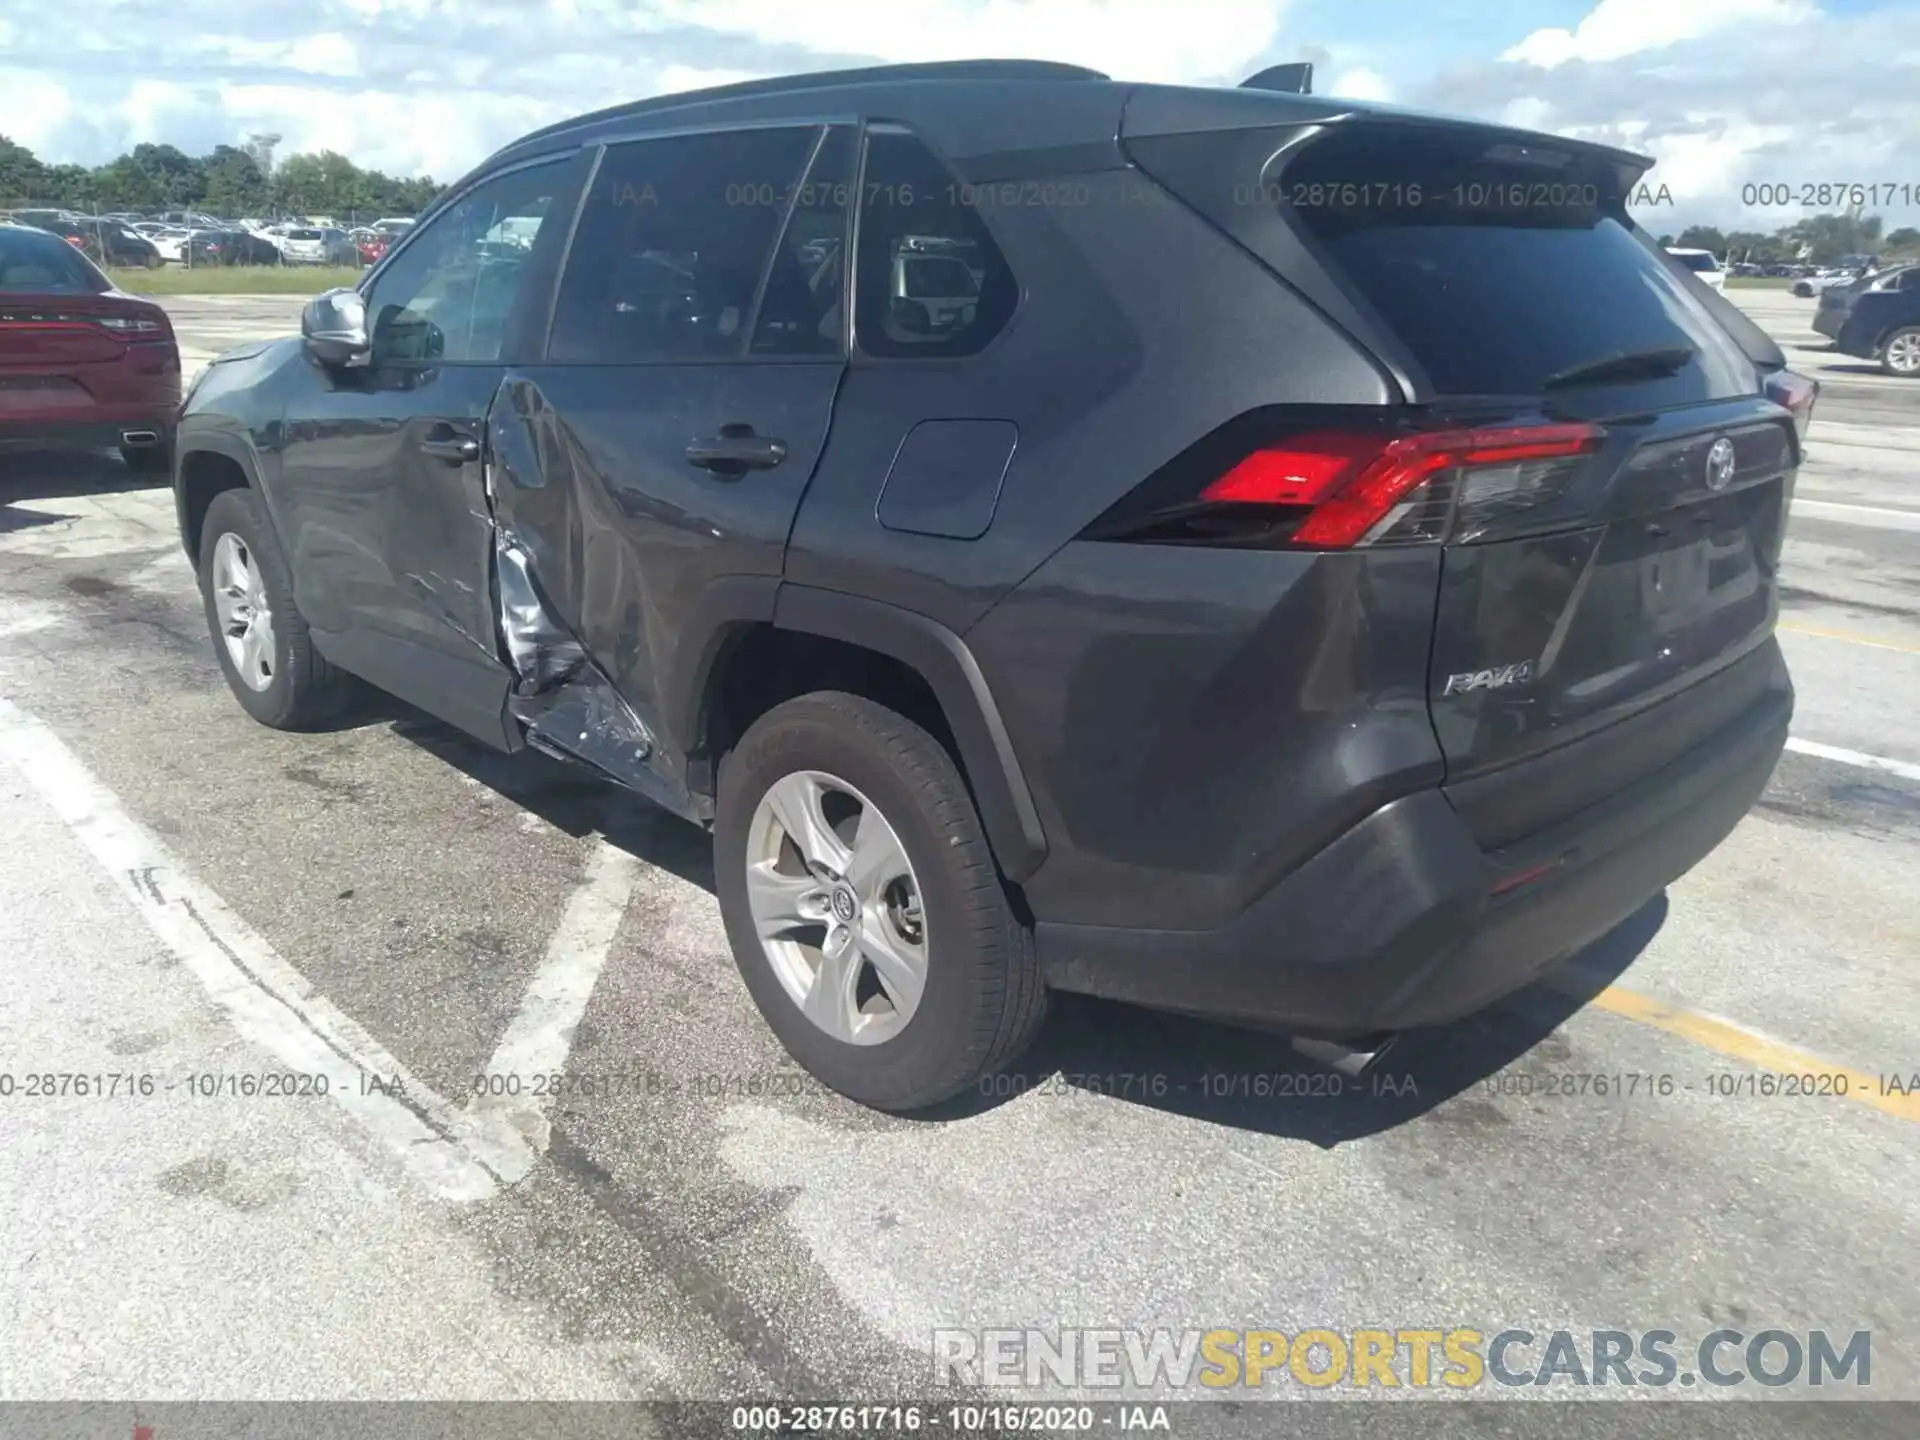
853,128 -> 1017,359
1674,252 -> 1720,272
549,126 -> 819,363
749,127 -> 853,357
0,228 -> 108,292
1277,128 -> 1754,398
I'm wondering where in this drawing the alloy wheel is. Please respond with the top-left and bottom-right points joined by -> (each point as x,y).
1885,331 -> 1920,376
744,769 -> 929,1045
211,532 -> 276,691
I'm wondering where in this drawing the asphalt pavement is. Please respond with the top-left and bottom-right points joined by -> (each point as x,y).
0,289 -> 1914,1421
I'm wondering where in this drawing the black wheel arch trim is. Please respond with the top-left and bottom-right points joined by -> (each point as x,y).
664,574 -> 785,801
768,583 -> 1049,882
174,426 -> 278,562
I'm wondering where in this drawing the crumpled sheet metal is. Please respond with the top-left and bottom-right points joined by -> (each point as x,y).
494,528 -> 655,784
495,531 -> 588,697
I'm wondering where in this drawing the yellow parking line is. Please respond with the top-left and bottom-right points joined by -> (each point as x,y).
1778,621 -> 1920,656
1577,983 -> 1919,1123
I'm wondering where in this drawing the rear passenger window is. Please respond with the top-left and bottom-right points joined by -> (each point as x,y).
750,127 -> 854,357
548,126 -> 820,363
853,127 -> 1018,359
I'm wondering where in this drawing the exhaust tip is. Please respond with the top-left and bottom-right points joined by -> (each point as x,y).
120,429 -> 160,447
1290,1031 -> 1399,1079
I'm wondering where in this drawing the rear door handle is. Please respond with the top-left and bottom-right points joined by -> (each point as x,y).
685,428 -> 787,474
420,433 -> 479,464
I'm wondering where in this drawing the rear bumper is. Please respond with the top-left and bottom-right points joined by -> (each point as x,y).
0,415 -> 175,452
1038,671 -> 1791,1035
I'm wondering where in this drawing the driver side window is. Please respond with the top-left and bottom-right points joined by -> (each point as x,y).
366,159 -> 569,364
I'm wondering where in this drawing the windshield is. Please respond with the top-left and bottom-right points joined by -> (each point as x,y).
0,226 -> 110,292
1674,252 -> 1722,272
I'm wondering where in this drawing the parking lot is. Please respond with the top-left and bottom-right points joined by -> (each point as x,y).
1,290 -> 1915,1418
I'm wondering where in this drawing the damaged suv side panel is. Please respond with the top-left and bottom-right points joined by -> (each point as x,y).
479,365 -> 842,821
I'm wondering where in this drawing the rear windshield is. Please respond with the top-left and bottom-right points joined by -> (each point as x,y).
287,229 -> 322,240
0,228 -> 109,293
1275,127 -> 1756,398
1673,251 -> 1721,272
902,257 -> 979,298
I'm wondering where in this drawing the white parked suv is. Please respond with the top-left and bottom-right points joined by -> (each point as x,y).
1666,248 -> 1726,292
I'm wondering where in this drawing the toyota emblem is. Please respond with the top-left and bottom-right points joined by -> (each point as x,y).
1705,436 -> 1736,491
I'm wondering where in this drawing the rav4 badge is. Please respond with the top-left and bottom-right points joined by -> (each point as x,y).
1442,660 -> 1535,696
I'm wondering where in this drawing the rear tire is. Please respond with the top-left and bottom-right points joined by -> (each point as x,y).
714,691 -> 1047,1112
197,486 -> 356,729
1879,326 -> 1920,378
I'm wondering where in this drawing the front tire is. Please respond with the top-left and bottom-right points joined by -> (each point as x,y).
197,487 -> 356,728
714,692 -> 1047,1112
1879,326 -> 1920,377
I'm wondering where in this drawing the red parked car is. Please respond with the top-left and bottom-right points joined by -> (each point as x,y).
0,221 -> 179,473
353,230 -> 390,267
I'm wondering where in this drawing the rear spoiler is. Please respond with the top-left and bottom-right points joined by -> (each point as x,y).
1241,63 -> 1313,95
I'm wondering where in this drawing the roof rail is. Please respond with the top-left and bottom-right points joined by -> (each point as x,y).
1241,62 -> 1314,95
507,59 -> 1111,153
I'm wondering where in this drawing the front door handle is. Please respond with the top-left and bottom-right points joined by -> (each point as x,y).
686,426 -> 787,475
420,433 -> 479,464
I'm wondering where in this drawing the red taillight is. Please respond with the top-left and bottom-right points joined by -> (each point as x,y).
1201,424 -> 1603,549
1762,369 -> 1817,443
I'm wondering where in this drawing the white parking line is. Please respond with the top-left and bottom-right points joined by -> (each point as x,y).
1784,737 -> 1920,784
464,837 -> 641,1176
0,695 -> 536,1202
1791,498 -> 1920,532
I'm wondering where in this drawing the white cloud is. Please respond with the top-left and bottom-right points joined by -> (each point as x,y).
1503,0 -> 1813,68
0,74 -> 78,159
1325,66 -> 1392,102
0,0 -> 1914,238
649,0 -> 1285,84
1434,4 -> 1920,229
656,64 -> 768,95
0,0 -> 1289,184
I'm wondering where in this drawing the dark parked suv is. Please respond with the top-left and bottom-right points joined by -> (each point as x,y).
1814,264 -> 1920,375
172,61 -> 1812,1110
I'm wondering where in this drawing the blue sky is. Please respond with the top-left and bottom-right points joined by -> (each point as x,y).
0,0 -> 1915,231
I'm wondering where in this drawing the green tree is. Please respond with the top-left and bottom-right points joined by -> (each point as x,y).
1675,225 -> 1728,254
1782,211 -> 1883,264
0,134 -> 49,204
91,155 -> 164,209
41,163 -> 95,207
127,143 -> 205,206
1722,230 -> 1784,264
1883,227 -> 1920,256
200,144 -> 271,216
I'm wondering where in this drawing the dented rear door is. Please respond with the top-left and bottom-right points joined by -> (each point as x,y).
483,125 -> 855,805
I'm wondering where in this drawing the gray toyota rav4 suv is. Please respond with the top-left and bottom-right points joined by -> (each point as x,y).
172,60 -> 1816,1111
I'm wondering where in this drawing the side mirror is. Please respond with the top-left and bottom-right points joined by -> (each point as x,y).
301,287 -> 370,367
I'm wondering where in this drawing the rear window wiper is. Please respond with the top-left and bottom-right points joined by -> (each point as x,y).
1542,344 -> 1696,390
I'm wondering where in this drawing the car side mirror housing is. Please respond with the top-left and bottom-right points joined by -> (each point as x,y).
301,287 -> 371,367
